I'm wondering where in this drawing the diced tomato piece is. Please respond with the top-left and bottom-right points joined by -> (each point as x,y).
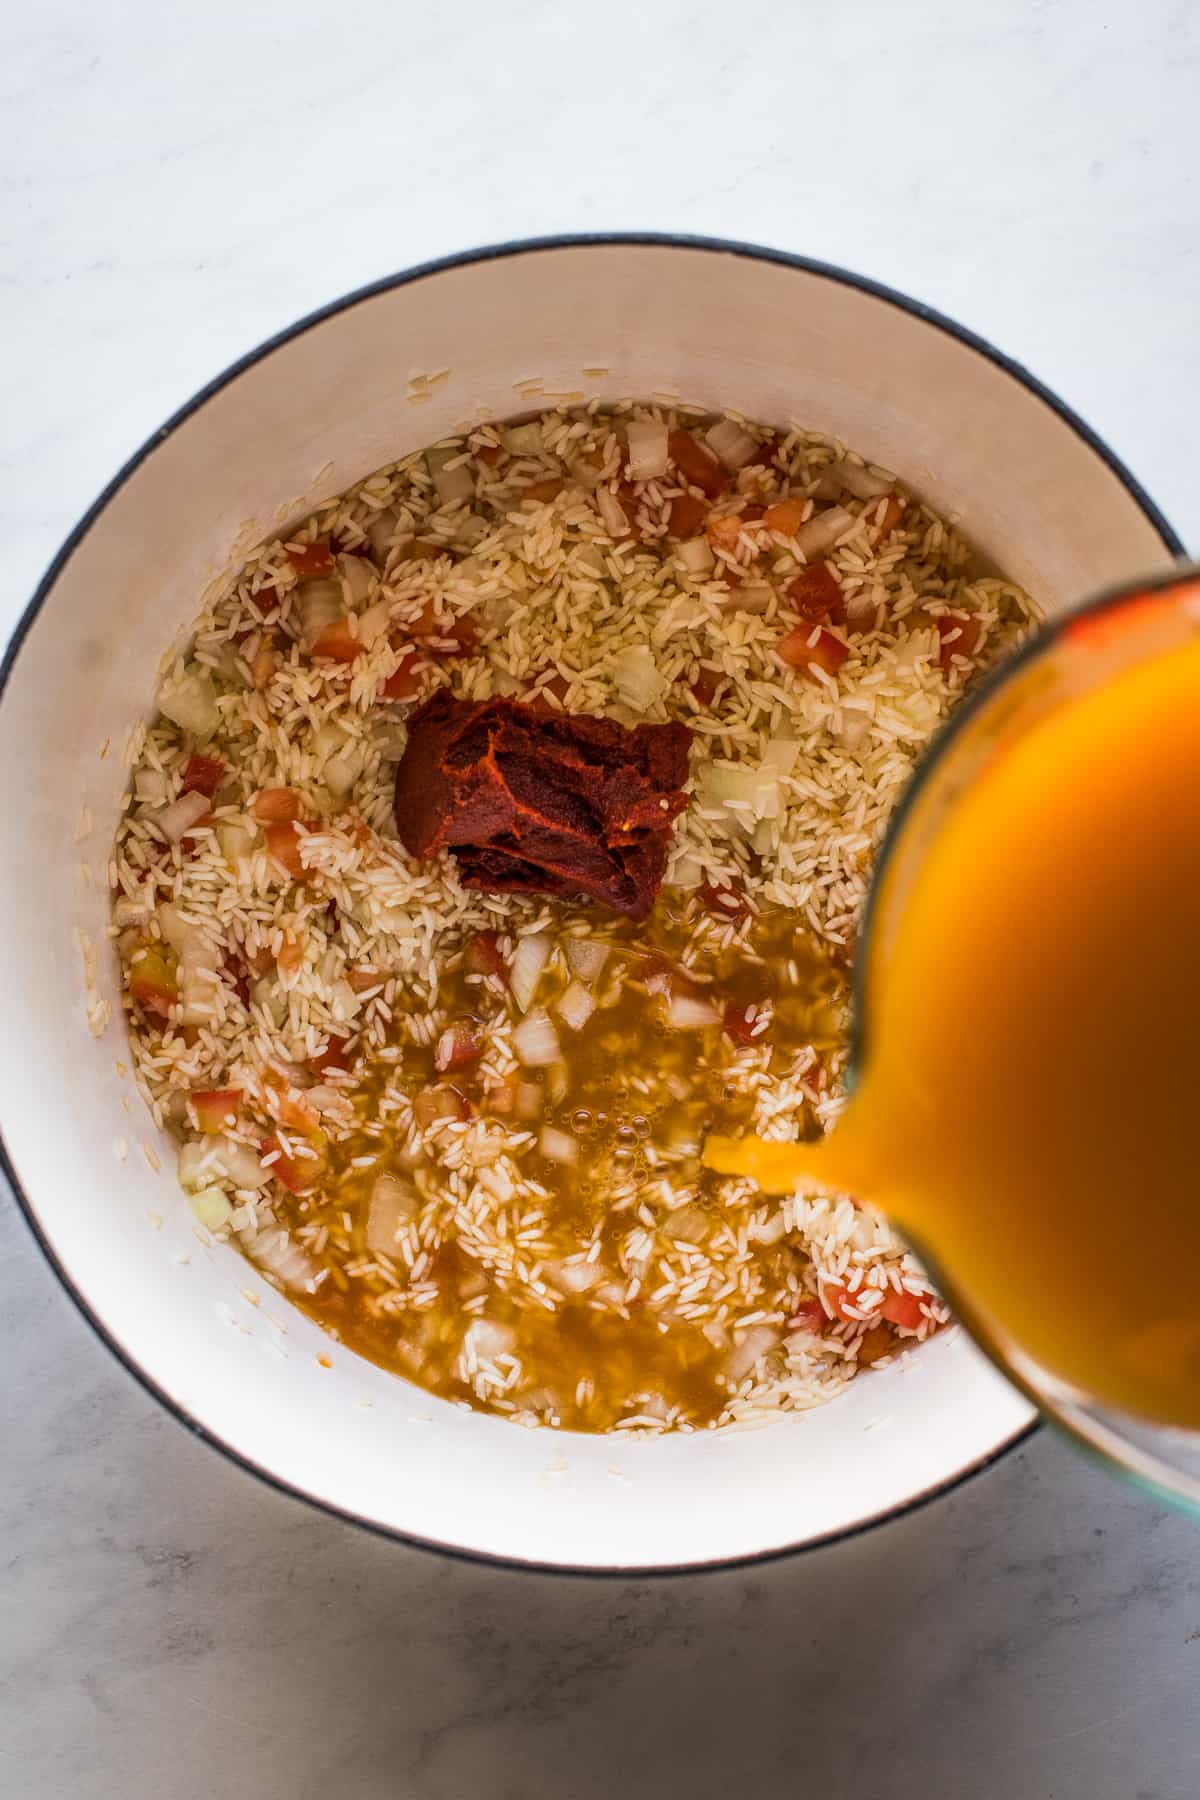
261,1134 -> 319,1195
785,563 -> 845,626
743,435 -> 782,469
706,512 -> 746,552
263,1070 -> 322,1139
180,753 -> 225,799
667,492 -> 709,539
464,930 -> 509,984
639,957 -> 706,1007
723,1001 -> 770,1047
263,819 -> 311,880
776,625 -> 850,681
525,669 -> 571,714
821,1282 -> 866,1323
347,966 -> 385,993
437,615 -> 478,657
857,1323 -> 898,1366
800,1055 -> 826,1093
476,441 -> 505,467
668,430 -> 729,500
690,666 -> 722,708
409,601 -> 477,656
253,787 -> 301,824
700,877 -> 751,925
935,612 -> 983,671
763,496 -> 807,536
286,540 -> 335,580
524,477 -> 564,503
434,1020 -> 484,1074
223,953 -> 252,1007
868,493 -> 906,540
311,616 -> 361,662
128,944 -> 177,1018
788,1296 -> 826,1335
380,649 -> 424,702
307,1032 -> 355,1077
192,1088 -> 242,1134
880,1287 -> 930,1331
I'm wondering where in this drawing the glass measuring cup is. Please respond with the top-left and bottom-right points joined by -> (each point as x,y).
849,563 -> 1200,1515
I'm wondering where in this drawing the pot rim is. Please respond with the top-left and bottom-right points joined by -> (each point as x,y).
1,231 -> 1181,1576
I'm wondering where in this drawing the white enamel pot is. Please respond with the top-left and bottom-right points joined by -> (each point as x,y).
0,236 -> 1181,1573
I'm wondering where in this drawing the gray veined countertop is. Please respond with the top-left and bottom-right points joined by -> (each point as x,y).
3,0 -> 1199,1794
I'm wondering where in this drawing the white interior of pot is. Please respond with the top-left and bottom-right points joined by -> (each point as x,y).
0,243 -> 1173,1569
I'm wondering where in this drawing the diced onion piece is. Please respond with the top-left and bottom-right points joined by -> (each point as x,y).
729,583 -> 773,615
366,1171 -> 419,1256
155,789 -> 210,843
762,738 -> 801,777
425,445 -> 474,506
189,1185 -> 233,1231
513,1006 -> 561,1067
113,893 -> 153,930
355,598 -> 392,649
366,506 -> 399,566
324,742 -> 364,801
547,1257 -> 605,1295
794,506 -> 854,559
838,702 -> 874,751
178,1140 -> 219,1190
831,459 -> 895,500
134,768 -> 170,806
510,931 -> 552,1012
724,1324 -> 782,1384
504,421 -> 544,455
667,1206 -> 710,1245
610,643 -> 665,713
218,1137 -> 274,1190
514,1081 -> 543,1121
245,1224 -> 318,1291
677,535 -> 715,575
295,578 -> 343,644
625,419 -> 669,481
158,666 -> 219,741
595,485 -> 631,538
665,991 -> 722,1030
539,1126 -> 579,1164
666,851 -> 704,890
695,761 -> 779,824
339,554 -> 375,606
460,1317 -> 516,1367
413,1086 -> 468,1129
845,589 -> 879,629
564,937 -> 609,984
556,980 -> 596,1032
705,418 -> 759,471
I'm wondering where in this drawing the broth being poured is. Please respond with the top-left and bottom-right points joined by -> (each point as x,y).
707,622 -> 1200,1429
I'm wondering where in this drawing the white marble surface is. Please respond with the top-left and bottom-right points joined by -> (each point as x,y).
3,2 -> 1200,1794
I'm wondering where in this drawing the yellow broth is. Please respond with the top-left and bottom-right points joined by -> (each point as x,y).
267,897 -> 851,1430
